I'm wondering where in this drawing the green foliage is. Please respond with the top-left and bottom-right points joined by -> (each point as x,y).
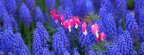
84,12 -> 99,23
36,0 -> 47,12
120,18 -> 126,30
91,40 -> 107,54
127,0 -> 134,9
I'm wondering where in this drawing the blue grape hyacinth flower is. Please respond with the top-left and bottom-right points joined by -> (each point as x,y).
8,52 -> 14,55
125,11 -> 140,36
63,7 -> 74,25
33,22 -> 50,54
14,33 -> 31,55
100,0 -> 113,14
84,0 -> 95,15
52,27 -> 70,54
2,14 -> 13,30
0,1 -> 8,18
45,0 -> 56,12
140,42 -> 144,55
74,0 -> 85,18
59,0 -> 73,9
59,0 -> 73,14
115,0 -> 127,12
88,50 -> 96,55
25,0 -> 36,11
117,34 -> 128,54
5,0 -> 17,15
134,0 -> 141,21
20,3 -> 32,27
3,14 -> 19,31
98,4 -> 107,23
9,14 -> 19,30
139,9 -> 144,30
35,6 -> 45,22
106,43 -> 122,55
16,0 -> 22,7
73,48 -> 80,55
34,48 -> 51,55
117,26 -> 123,35
105,13 -> 117,37
115,0 -> 127,18
1,27 -> 30,55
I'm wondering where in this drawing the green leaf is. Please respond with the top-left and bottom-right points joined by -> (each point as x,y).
91,40 -> 107,54
84,12 -> 93,22
92,14 -> 99,20
84,12 -> 99,23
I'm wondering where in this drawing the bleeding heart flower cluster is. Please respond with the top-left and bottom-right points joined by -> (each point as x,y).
50,9 -> 106,42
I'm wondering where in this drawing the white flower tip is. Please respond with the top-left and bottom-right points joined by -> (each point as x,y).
96,32 -> 99,38
75,24 -> 78,29
68,26 -> 71,32
83,30 -> 87,36
55,20 -> 58,24
61,22 -> 63,25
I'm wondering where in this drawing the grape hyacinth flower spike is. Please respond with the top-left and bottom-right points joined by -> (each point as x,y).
5,0 -> 17,15
35,6 -> 45,22
20,3 -> 32,27
73,48 -> 80,55
25,0 -> 36,12
33,22 -> 50,54
140,42 -> 144,55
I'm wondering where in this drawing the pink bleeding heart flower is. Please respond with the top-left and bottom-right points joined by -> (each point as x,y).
82,21 -> 87,35
50,9 -> 55,15
73,17 -> 80,29
53,14 -> 59,24
50,10 -> 56,19
95,36 -> 101,42
63,19 -> 74,32
63,20 -> 69,28
69,19 -> 74,27
100,32 -> 106,41
50,10 -> 59,24
91,24 -> 100,38
60,15 -> 65,25
95,32 -> 106,42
